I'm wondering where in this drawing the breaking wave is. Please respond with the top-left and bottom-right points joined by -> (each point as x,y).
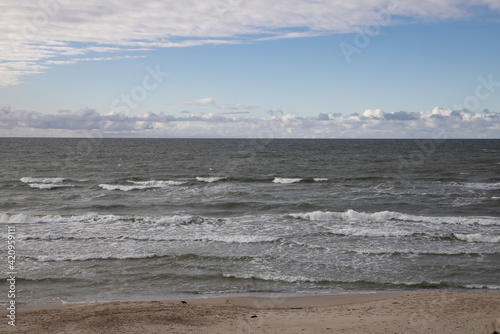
99,180 -> 186,191
273,177 -> 328,184
289,209 -> 500,226
20,177 -> 73,189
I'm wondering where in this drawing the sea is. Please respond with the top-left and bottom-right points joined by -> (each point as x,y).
0,138 -> 499,305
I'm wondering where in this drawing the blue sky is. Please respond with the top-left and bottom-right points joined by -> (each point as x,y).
1,0 -> 500,138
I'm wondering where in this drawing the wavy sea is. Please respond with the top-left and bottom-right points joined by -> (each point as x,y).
1,138 -> 499,305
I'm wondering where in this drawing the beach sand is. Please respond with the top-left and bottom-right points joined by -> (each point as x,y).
2,291 -> 499,333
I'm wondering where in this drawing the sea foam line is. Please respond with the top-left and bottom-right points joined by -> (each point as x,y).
461,182 -> 500,190
99,180 -> 186,191
289,209 -> 500,226
196,176 -> 227,183
453,233 -> 500,243
273,177 -> 328,184
20,177 -> 73,189
20,177 -> 65,184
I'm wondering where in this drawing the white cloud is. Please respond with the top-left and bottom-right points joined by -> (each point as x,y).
362,109 -> 385,119
1,106 -> 498,138
45,55 -> 146,65
1,0 -> 499,86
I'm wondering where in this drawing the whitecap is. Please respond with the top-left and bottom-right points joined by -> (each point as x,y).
340,209 -> 396,222
130,180 -> 186,186
0,213 -> 37,224
195,176 -> 226,183
290,210 -> 396,222
289,209 -> 500,226
99,180 -> 185,191
290,211 -> 338,221
461,182 -> 500,190
20,177 -> 65,184
20,177 -> 73,189
330,226 -> 414,237
273,177 -> 302,184
1,213 -> 121,225
27,183 -> 74,189
99,184 -> 138,191
453,233 -> 500,243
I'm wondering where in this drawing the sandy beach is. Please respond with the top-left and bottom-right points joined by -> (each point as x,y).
2,291 -> 499,333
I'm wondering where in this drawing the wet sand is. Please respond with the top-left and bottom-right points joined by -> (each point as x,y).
2,291 -> 499,333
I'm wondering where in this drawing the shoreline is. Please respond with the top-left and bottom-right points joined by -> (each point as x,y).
6,286 -> 497,309
2,291 -> 499,333
3,289 -> 408,309
5,286 -> 498,309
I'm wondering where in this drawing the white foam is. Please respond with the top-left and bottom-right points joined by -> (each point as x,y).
223,272 -> 313,283
452,197 -> 485,207
290,209 -> 500,226
37,253 -> 156,262
99,180 -> 185,191
462,182 -> 500,190
453,233 -> 500,243
351,248 -> 495,256
99,184 -> 136,191
0,213 -> 37,224
290,210 -> 395,222
27,183 -> 74,189
330,226 -> 414,237
201,234 -> 279,243
340,209 -> 396,222
196,176 -> 226,183
0,213 -> 213,228
290,211 -> 338,221
20,177 -> 73,189
464,284 -> 500,290
0,213 -> 122,225
286,240 -> 327,250
172,215 -> 197,224
169,215 -> 223,225
130,180 -> 186,186
273,177 -> 302,184
313,178 -> 328,182
20,177 -> 65,184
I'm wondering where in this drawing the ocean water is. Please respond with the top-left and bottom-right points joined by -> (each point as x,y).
0,138 -> 499,305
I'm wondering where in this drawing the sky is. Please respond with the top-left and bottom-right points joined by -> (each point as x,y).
1,0 -> 500,138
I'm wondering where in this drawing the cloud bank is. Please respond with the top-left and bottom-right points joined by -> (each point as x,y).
1,106 -> 498,138
1,0 -> 499,86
